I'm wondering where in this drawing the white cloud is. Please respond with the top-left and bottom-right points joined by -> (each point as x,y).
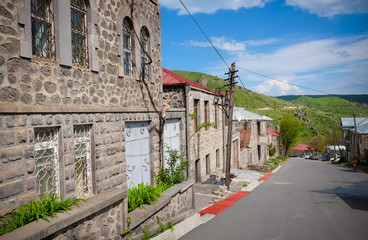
285,0 -> 368,17
160,0 -> 271,15
245,38 -> 279,46
189,37 -> 246,51
254,78 -> 301,96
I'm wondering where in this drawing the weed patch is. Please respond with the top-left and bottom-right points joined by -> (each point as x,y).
0,194 -> 85,236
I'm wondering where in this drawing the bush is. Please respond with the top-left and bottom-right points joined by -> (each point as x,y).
156,146 -> 189,188
341,162 -> 353,167
269,144 -> 276,157
128,183 -> 166,212
0,194 -> 84,236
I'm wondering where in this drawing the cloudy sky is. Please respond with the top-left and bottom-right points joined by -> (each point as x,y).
159,0 -> 368,96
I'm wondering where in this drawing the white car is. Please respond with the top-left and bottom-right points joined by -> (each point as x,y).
330,157 -> 340,163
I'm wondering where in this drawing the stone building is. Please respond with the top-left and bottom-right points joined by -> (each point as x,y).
267,128 -> 280,157
341,117 -> 368,162
162,68 -> 230,182
0,0 -> 163,238
234,107 -> 272,168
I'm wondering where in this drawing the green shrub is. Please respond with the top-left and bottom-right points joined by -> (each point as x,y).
341,162 -> 353,167
268,144 -> 275,157
156,146 -> 189,188
128,183 -> 166,212
0,194 -> 84,236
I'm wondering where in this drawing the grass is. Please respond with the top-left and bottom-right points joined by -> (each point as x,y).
341,162 -> 368,173
265,157 -> 287,172
0,194 -> 85,236
128,183 -> 168,212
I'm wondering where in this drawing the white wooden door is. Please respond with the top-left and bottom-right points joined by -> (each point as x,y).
164,119 -> 181,169
125,122 -> 150,188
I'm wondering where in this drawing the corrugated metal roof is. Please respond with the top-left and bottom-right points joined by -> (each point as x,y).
341,117 -> 368,128
233,107 -> 273,121
162,68 -> 217,94
325,145 -> 346,150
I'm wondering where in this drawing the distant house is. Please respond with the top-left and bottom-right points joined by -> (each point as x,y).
341,117 -> 368,162
162,68 -> 240,182
233,107 -> 273,168
292,144 -> 313,156
324,146 -> 346,161
267,128 -> 280,157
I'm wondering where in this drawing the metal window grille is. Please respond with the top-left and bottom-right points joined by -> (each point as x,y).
71,0 -> 89,67
204,101 -> 209,130
74,125 -> 92,198
123,17 -> 133,76
35,127 -> 59,197
31,0 -> 55,59
194,99 -> 199,130
140,27 -> 150,80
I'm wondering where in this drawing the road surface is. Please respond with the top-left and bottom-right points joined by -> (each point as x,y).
180,158 -> 368,240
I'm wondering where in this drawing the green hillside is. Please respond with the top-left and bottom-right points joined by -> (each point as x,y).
171,70 -> 368,139
277,94 -> 368,105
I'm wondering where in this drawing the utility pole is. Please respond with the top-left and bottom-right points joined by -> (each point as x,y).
332,113 -> 336,161
352,112 -> 360,160
225,63 -> 238,190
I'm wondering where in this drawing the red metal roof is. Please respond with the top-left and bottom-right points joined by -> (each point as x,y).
293,144 -> 312,151
267,128 -> 279,137
237,129 -> 251,150
162,68 -> 217,94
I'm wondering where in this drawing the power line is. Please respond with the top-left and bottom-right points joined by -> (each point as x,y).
237,66 -> 334,95
178,0 -> 229,68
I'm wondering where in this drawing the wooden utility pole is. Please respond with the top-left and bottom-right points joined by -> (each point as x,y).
352,112 -> 360,160
225,63 -> 238,190
332,113 -> 337,161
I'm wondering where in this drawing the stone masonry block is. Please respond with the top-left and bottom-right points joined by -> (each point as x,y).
0,196 -> 16,215
63,126 -> 73,138
27,159 -> 35,173
2,160 -> 25,180
17,128 -> 27,143
0,145 -> 22,162
0,179 -> 23,199
18,191 -> 37,205
0,130 -> 16,146
26,176 -> 36,190
24,143 -> 34,158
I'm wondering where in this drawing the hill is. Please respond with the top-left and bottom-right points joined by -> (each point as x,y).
277,94 -> 368,105
171,70 -> 368,139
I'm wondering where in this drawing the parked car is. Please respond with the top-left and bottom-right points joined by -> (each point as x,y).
311,155 -> 318,160
330,157 -> 340,163
304,155 -> 310,159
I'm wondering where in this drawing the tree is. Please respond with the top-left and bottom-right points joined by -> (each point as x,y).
309,135 -> 325,154
280,113 -> 302,157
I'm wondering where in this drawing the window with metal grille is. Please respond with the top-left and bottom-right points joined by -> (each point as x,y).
123,17 -> 133,76
204,101 -> 209,130
194,99 -> 199,131
74,125 -> 92,198
35,127 -> 59,197
71,0 -> 88,67
31,0 -> 55,59
140,27 -> 150,80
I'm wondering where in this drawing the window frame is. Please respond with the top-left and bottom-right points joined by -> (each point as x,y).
31,0 -> 56,60
140,26 -> 150,81
194,99 -> 199,131
70,0 -> 89,67
34,127 -> 60,197
123,17 -> 134,76
73,125 -> 93,198
204,101 -> 209,130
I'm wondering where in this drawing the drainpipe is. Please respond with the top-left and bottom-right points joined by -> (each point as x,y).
185,84 -> 191,179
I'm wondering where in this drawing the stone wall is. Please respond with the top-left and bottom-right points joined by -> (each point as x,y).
188,89 -> 224,181
163,86 -> 185,108
127,180 -> 194,239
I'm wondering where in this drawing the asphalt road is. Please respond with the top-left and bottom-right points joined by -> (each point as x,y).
180,158 -> 368,240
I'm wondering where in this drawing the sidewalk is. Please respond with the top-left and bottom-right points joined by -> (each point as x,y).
152,164 -> 285,240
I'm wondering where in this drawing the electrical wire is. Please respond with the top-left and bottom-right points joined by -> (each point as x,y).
178,0 -> 229,68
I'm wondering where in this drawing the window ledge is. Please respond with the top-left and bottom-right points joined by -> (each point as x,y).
0,187 -> 127,240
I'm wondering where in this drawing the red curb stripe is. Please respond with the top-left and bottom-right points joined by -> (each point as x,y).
280,162 -> 285,165
198,191 -> 250,216
259,172 -> 274,181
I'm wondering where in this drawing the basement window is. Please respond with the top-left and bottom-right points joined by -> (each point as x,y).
74,125 -> 92,198
35,127 -> 60,197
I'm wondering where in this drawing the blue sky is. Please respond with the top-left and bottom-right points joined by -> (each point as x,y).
159,0 -> 368,96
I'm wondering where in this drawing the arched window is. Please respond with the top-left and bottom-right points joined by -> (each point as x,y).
140,26 -> 150,80
31,0 -> 55,59
123,17 -> 134,76
71,0 -> 88,67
